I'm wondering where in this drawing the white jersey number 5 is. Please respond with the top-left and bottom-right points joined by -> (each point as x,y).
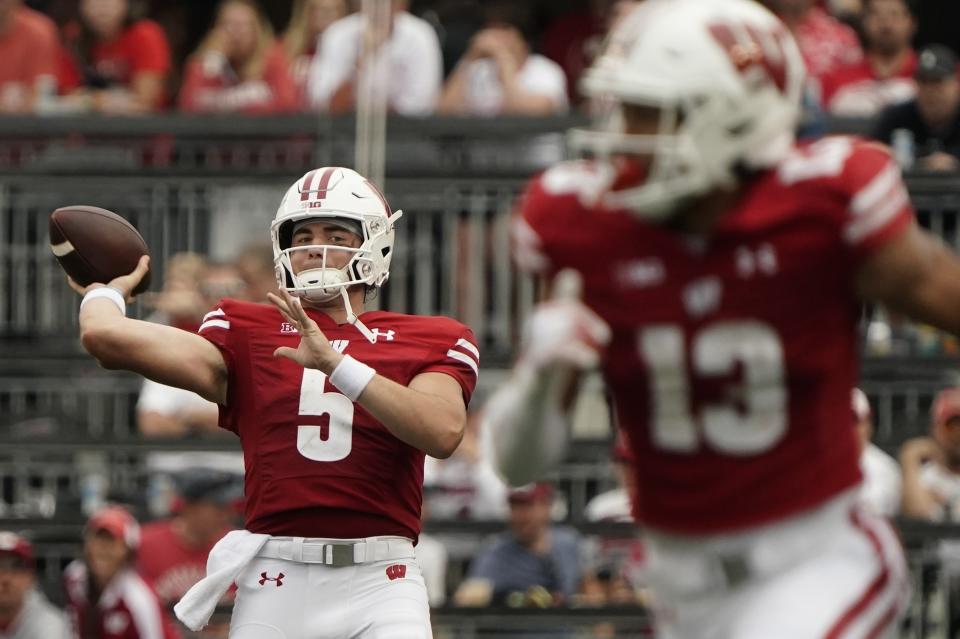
640,321 -> 787,455
296,368 -> 354,462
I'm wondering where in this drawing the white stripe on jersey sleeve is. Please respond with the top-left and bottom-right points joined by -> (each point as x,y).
203,308 -> 226,322
512,217 -> 550,273
446,349 -> 479,376
455,338 -> 480,360
843,189 -> 909,245
199,319 -> 230,332
121,573 -> 165,639
850,162 -> 899,216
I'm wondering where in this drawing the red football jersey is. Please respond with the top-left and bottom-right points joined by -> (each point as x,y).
516,137 -> 912,535
63,562 -> 181,639
819,53 -> 917,117
199,300 -> 479,540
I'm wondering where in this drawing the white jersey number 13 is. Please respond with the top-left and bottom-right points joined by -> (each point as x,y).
640,321 -> 787,455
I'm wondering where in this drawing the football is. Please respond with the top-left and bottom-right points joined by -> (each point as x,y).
49,205 -> 151,295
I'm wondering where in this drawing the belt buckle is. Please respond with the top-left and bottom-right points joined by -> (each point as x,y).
718,554 -> 750,588
329,544 -> 355,567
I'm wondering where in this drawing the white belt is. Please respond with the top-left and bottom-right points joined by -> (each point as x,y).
257,536 -> 415,567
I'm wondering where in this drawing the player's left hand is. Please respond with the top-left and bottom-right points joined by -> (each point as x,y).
267,289 -> 342,373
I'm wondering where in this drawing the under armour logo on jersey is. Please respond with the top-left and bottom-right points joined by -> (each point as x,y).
614,258 -> 666,289
280,322 -> 298,334
385,564 -> 407,581
259,572 -> 285,587
371,329 -> 396,342
683,277 -> 723,319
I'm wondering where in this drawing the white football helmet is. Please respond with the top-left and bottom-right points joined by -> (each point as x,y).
570,0 -> 806,218
271,167 -> 402,340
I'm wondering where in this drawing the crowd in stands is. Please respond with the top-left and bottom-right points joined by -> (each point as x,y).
2,0 -> 956,157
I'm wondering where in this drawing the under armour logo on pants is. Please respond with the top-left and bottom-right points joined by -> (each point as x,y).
259,572 -> 284,587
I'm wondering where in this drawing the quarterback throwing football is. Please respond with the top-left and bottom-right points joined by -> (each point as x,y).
70,167 -> 478,638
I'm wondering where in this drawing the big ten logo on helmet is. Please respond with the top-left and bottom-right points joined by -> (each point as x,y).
708,21 -> 791,93
385,564 -> 407,581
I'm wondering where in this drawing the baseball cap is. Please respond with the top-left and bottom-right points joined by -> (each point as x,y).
86,506 -> 141,550
933,388 -> 960,427
0,532 -> 33,569
176,469 -> 244,507
852,388 -> 871,421
916,45 -> 958,82
508,482 -> 554,504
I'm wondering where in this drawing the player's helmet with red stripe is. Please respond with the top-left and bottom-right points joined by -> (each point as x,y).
271,167 -> 402,302
569,0 -> 806,218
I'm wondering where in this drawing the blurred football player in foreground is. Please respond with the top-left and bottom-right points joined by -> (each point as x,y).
486,0 -> 960,636
68,167 -> 478,638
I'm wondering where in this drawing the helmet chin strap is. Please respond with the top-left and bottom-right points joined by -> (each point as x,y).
338,287 -> 376,344
293,267 -> 377,344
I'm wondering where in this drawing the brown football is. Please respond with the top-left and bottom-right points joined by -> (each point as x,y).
49,206 -> 151,295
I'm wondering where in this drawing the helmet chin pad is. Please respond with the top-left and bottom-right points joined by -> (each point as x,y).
293,267 -> 349,302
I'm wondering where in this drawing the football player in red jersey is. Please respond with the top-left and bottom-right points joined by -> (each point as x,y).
485,0 -> 960,636
67,166 -> 479,638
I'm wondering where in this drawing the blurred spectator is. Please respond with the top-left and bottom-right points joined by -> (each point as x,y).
819,0 -> 917,117
853,388 -> 901,517
827,0 -> 864,28
900,388 -> 960,520
423,412 -> 507,520
413,500 -> 447,608
282,0 -> 348,108
64,507 -> 181,639
138,470 -> 241,608
137,259 -> 246,438
0,532 -> 69,639
234,241 -> 279,303
541,0 -> 636,106
178,0 -> 298,114
763,0 -> 863,86
437,3 -> 567,116
58,0 -> 171,113
307,0 -> 442,115
874,44 -> 960,172
0,0 -> 59,113
453,483 -> 583,608
580,441 -> 645,609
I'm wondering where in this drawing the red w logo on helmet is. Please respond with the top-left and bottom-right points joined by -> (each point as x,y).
708,22 -> 791,94
385,564 -> 407,581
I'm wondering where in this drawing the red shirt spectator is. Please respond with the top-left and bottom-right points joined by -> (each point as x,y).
178,43 -> 298,114
282,0 -> 348,108
819,0 -> 917,116
178,0 -> 297,114
58,0 -> 171,113
64,507 -> 180,639
0,3 -> 59,113
766,1 -> 862,84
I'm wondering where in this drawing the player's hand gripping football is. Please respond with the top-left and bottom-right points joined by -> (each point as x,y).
519,269 -> 612,370
267,289 -> 340,372
67,255 -> 151,303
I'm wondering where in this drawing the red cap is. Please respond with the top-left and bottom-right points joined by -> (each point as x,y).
0,532 -> 33,567
508,482 -> 554,504
933,388 -> 960,428
852,388 -> 871,421
87,506 -> 140,550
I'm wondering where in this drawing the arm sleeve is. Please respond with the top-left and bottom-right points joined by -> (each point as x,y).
197,301 -> 239,432
416,324 -> 479,405
837,141 -> 914,259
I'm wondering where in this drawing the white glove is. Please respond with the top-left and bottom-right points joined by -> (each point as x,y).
520,270 -> 612,370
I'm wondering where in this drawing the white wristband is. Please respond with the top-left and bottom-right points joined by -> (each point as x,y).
80,286 -> 126,315
329,355 -> 376,401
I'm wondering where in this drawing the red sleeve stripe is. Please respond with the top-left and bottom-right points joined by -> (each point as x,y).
199,319 -> 230,332
512,217 -> 550,273
203,308 -> 225,322
843,188 -> 909,245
